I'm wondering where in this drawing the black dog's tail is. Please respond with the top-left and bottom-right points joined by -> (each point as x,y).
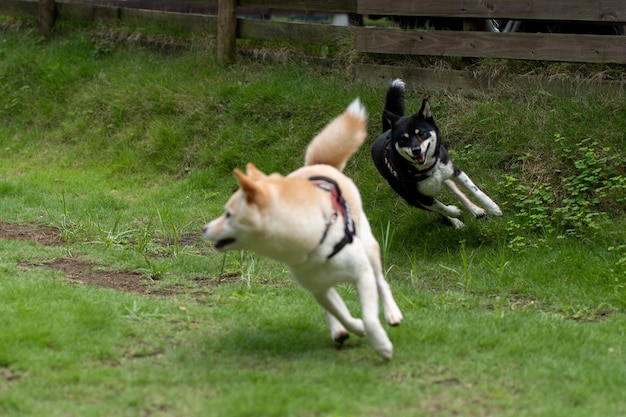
382,79 -> 405,132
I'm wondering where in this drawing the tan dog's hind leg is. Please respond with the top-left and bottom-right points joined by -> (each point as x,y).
325,311 -> 350,344
355,273 -> 394,360
313,288 -> 365,337
360,225 -> 403,326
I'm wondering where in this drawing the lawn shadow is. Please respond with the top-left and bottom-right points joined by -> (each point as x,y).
392,211 -> 505,253
208,318 -> 371,362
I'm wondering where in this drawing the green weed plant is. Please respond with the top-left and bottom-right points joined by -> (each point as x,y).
501,133 -> 625,251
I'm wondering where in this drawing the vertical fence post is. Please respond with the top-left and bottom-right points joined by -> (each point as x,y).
217,0 -> 237,64
38,0 -> 56,37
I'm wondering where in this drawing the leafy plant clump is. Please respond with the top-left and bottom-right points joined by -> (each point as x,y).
501,133 -> 625,250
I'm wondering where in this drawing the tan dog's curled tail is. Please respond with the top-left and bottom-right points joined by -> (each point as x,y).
304,98 -> 367,172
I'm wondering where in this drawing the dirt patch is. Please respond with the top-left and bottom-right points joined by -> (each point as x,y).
18,257 -> 167,295
54,257 -> 151,293
0,367 -> 22,383
1,221 -> 191,295
0,221 -> 64,246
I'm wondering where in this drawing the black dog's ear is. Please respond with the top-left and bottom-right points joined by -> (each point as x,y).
383,109 -> 401,128
418,98 -> 433,119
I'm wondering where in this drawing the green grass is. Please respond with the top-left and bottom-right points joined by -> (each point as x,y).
1,23 -> 625,417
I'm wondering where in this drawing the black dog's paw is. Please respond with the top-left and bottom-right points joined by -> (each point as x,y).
469,207 -> 487,219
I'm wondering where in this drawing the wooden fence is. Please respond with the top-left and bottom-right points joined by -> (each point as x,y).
2,0 -> 625,91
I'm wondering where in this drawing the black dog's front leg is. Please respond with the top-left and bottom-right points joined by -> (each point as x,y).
399,183 -> 462,217
393,182 -> 464,228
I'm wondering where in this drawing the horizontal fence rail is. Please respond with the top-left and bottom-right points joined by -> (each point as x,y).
358,0 -> 626,22
357,28 -> 626,63
1,0 -> 625,66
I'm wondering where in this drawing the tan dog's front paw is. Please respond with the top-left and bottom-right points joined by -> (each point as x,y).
333,330 -> 350,345
385,306 -> 403,327
372,339 -> 393,360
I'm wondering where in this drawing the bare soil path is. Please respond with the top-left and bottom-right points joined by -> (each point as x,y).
1,221 -> 169,294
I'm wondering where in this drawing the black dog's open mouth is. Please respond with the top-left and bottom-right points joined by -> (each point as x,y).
413,143 -> 430,164
215,238 -> 236,250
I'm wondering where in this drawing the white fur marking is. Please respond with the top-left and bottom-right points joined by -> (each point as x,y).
453,172 -> 503,216
346,98 -> 367,119
391,79 -> 405,90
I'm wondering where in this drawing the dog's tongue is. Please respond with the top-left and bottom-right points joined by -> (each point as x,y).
416,154 -> 426,164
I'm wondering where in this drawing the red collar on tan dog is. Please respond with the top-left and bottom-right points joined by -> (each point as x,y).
309,175 -> 355,259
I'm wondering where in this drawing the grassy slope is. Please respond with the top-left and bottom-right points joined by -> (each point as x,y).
0,25 -> 625,416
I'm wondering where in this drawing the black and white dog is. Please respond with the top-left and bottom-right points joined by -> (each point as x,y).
371,79 -> 502,228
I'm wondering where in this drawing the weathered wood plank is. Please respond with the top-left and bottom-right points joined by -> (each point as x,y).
0,0 -> 39,18
354,63 -> 626,96
92,0 -> 217,12
38,0 -> 55,36
238,0 -> 356,14
218,0 -> 237,64
90,0 -> 352,14
92,5 -> 122,21
357,27 -> 626,64
169,0 -> 217,4
358,0 -> 626,23
238,18 -> 350,46
354,63 -> 484,93
56,3 -> 94,21
117,8 -> 216,32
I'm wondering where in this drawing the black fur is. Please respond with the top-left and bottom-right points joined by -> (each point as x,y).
372,81 -> 454,211
371,79 -> 502,227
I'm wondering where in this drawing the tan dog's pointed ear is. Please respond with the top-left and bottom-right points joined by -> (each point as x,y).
234,168 -> 264,204
246,163 -> 267,181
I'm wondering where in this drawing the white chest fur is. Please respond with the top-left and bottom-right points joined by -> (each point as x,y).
416,162 -> 454,196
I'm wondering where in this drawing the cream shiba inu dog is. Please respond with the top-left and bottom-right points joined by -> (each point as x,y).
203,99 -> 403,360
